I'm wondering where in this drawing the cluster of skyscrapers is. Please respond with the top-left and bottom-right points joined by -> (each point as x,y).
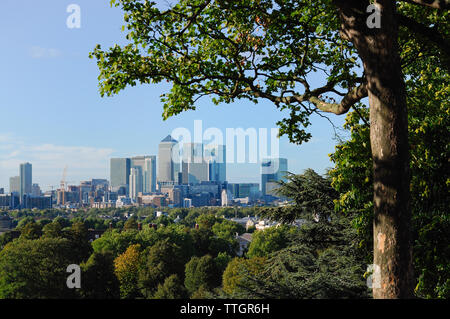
111,135 -> 227,199
0,135 -> 288,210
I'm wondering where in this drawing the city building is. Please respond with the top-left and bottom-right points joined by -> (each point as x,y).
20,162 -> 32,205
110,158 -> 131,193
131,155 -> 156,194
228,183 -> 260,200
181,143 -> 208,184
261,158 -> 288,196
129,167 -> 141,200
205,144 -> 226,183
158,135 -> 179,184
31,184 -> 41,197
221,188 -> 232,207
0,193 -> 20,210
9,176 -> 20,194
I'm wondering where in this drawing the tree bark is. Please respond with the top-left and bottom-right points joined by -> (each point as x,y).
334,0 -> 415,298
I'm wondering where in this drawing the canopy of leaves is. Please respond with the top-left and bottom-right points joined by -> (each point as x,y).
0,238 -> 78,299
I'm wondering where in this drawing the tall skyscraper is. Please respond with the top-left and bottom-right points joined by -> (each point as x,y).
158,135 -> 179,183
181,143 -> 208,184
20,162 -> 32,204
129,168 -> 141,200
144,156 -> 157,193
9,176 -> 20,194
131,155 -> 156,194
261,158 -> 288,196
205,144 -> 226,183
110,158 -> 131,193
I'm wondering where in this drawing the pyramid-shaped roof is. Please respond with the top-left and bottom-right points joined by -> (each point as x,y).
161,135 -> 177,143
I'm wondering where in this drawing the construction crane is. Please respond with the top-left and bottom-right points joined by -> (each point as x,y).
60,165 -> 68,205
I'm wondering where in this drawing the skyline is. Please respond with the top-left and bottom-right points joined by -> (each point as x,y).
0,0 -> 350,192
2,135 -> 290,193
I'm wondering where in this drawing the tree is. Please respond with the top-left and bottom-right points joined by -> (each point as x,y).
138,239 -> 188,297
246,226 -> 291,258
19,221 -> 42,240
152,274 -> 188,299
0,238 -> 78,298
114,244 -> 142,299
42,221 -> 63,239
330,40 -> 450,298
90,0 -> 449,298
222,256 -> 267,297
80,251 -> 120,299
184,255 -> 221,294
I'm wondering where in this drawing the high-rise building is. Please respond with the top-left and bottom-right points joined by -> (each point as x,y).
181,143 -> 208,184
131,155 -> 156,194
261,158 -> 288,196
9,176 -> 20,194
158,135 -> 179,183
129,168 -> 141,200
20,162 -> 32,204
144,156 -> 157,193
110,158 -> 131,193
31,184 -> 41,197
205,144 -> 226,183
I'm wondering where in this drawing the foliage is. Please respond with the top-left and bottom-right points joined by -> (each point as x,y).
19,221 -> 42,240
152,274 -> 188,299
222,256 -> 267,296
0,238 -> 78,298
329,33 -> 450,297
80,251 -> 120,299
184,255 -> 221,294
138,239 -> 188,298
114,244 -> 142,299
246,226 -> 292,258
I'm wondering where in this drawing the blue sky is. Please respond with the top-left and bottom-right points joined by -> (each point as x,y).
0,0 -> 349,191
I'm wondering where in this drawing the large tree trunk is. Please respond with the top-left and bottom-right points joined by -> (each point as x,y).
334,0 -> 415,298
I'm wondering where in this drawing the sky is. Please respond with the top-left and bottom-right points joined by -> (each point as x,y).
0,0 -> 349,192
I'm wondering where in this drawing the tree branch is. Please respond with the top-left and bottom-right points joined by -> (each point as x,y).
398,0 -> 450,9
397,13 -> 450,58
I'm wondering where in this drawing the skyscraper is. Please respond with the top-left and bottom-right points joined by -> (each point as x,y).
9,176 -> 20,194
158,135 -> 179,184
261,158 -> 288,196
144,156 -> 157,193
131,155 -> 156,194
181,143 -> 208,184
20,162 -> 32,204
205,144 -> 226,183
110,158 -> 131,193
129,167 -> 141,200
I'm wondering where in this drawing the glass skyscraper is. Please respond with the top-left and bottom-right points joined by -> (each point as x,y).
110,158 -> 131,193
20,162 -> 32,204
158,135 -> 179,184
261,158 -> 288,196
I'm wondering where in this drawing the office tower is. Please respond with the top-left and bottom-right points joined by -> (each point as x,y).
144,156 -> 157,193
261,158 -> 288,196
181,143 -> 208,184
0,188 -> 3,195
9,176 -> 20,194
110,158 -> 131,193
158,135 -> 179,183
131,155 -> 156,194
129,168 -> 141,200
205,144 -> 226,183
228,183 -> 259,199
20,162 -> 32,203
31,184 -> 41,197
